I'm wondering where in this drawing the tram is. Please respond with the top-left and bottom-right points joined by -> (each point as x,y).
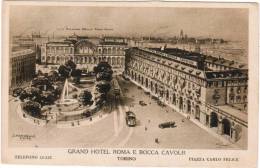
125,111 -> 136,127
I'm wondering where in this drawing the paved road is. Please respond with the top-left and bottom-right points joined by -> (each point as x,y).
116,76 -> 239,149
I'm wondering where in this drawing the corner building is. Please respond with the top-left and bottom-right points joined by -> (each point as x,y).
125,47 -> 248,143
10,49 -> 36,89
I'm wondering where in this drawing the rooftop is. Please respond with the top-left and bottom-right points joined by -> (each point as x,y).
99,41 -> 127,46
46,41 -> 73,47
204,55 -> 248,70
11,48 -> 35,58
205,70 -> 248,80
150,48 -> 204,62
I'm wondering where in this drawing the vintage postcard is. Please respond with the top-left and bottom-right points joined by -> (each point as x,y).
1,1 -> 259,167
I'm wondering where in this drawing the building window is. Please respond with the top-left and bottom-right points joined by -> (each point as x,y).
214,82 -> 218,87
237,87 -> 241,94
244,86 -> 247,93
243,95 -> 247,102
208,82 -> 212,87
222,81 -> 225,87
229,94 -> 234,102
236,95 -> 241,102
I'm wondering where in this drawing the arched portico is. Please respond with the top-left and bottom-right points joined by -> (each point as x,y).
222,118 -> 231,136
172,93 -> 176,105
179,97 -> 183,111
210,112 -> 218,128
195,105 -> 200,120
187,100 -> 191,114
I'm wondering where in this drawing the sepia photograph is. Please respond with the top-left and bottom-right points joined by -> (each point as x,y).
1,1 -> 259,167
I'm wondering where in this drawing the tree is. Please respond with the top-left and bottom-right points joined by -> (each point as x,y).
19,90 -> 28,102
22,101 -> 42,118
20,87 -> 42,102
58,65 -> 71,78
48,70 -> 59,82
96,71 -> 112,82
12,87 -> 23,97
78,90 -> 93,106
58,60 -> 78,79
65,60 -> 76,70
96,81 -> 111,95
93,62 -> 113,83
93,62 -> 113,74
31,76 -> 53,91
53,84 -> 63,99
71,69 -> 82,84
41,91 -> 57,105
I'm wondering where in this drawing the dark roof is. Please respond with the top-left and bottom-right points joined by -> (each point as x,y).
100,41 -> 127,45
47,41 -> 73,46
205,70 -> 248,80
150,48 -> 204,62
64,39 -> 78,44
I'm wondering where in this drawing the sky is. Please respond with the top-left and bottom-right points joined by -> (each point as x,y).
10,6 -> 248,41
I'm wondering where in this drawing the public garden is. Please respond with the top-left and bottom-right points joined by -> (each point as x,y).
12,60 -> 114,127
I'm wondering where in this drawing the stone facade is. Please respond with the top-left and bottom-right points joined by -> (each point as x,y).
124,47 -> 248,142
41,41 -> 74,64
10,49 -> 36,89
41,37 -> 127,73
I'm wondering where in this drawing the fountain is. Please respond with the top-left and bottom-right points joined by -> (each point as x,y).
57,79 -> 78,105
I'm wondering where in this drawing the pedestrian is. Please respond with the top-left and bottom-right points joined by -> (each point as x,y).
145,126 -> 147,131
155,138 -> 159,144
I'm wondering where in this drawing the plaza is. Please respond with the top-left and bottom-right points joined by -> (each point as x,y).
8,33 -> 248,150
8,75 -> 246,149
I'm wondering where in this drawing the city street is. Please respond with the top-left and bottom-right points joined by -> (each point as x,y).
8,76 -> 239,149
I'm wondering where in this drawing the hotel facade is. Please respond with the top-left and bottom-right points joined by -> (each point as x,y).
124,47 -> 248,142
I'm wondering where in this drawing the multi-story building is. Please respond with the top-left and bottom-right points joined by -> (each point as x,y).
41,41 -> 74,64
9,48 -> 36,89
41,36 -> 127,73
96,37 -> 127,74
124,47 -> 248,143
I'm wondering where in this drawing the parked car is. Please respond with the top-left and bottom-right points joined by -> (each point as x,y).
151,95 -> 159,100
159,121 -> 176,129
144,91 -> 150,95
139,101 -> 147,106
157,100 -> 166,107
122,76 -> 130,81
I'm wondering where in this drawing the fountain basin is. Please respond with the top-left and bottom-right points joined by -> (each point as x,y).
56,99 -> 78,105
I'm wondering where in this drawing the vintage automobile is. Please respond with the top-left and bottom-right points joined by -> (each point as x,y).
157,100 -> 166,107
158,121 -> 176,129
125,111 -> 136,127
139,101 -> 147,106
